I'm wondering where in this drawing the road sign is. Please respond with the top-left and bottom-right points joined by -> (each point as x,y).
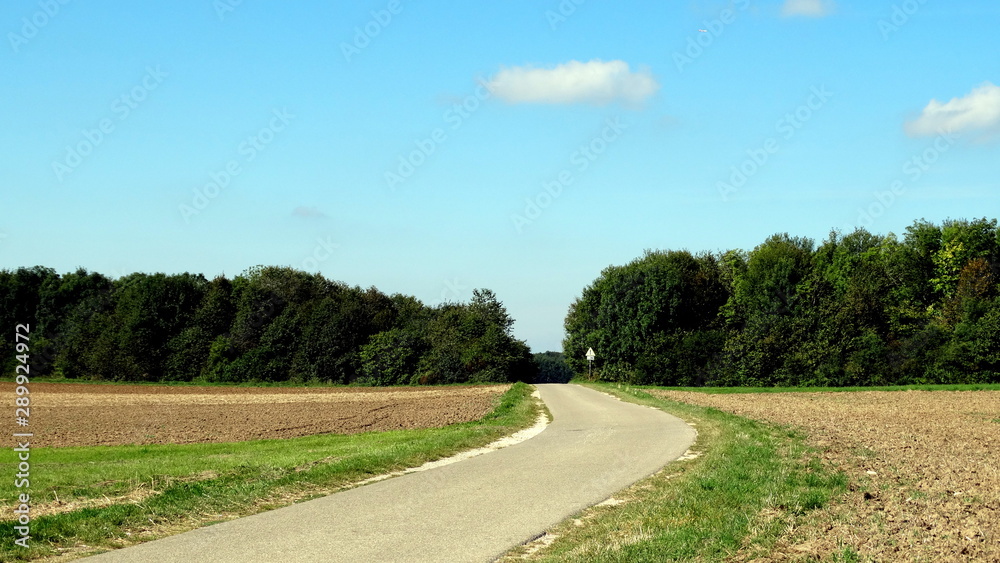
586,348 -> 596,379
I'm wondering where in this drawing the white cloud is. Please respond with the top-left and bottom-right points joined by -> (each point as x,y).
486,59 -> 659,107
782,0 -> 835,17
905,82 -> 1000,139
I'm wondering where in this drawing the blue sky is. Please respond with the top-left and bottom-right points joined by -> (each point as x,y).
2,0 -> 998,353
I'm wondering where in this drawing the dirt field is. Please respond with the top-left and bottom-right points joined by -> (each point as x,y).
3,383 -> 510,447
650,389 -> 1000,561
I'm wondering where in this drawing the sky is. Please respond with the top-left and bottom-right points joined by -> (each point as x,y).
2,0 -> 998,353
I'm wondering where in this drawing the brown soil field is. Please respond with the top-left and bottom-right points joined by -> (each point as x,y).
650,390 -> 1000,562
3,383 -> 509,447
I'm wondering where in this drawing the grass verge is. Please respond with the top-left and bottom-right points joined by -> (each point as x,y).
503,382 -> 847,562
0,382 -> 538,561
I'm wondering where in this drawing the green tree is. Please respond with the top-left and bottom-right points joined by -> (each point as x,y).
533,351 -> 574,383
31,268 -> 113,376
108,273 -> 207,381
563,250 -> 727,384
722,234 -> 813,385
359,328 -> 424,386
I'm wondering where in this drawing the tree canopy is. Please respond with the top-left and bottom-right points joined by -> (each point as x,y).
2,266 -> 535,385
564,218 -> 1000,386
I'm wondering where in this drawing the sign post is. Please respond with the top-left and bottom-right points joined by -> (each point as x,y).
585,347 -> 596,380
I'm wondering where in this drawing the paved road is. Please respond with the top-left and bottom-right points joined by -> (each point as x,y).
85,384 -> 695,562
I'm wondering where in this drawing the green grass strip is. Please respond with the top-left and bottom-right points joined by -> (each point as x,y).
0,376 -> 501,388
572,379 -> 1000,394
0,382 -> 537,561
509,383 -> 847,562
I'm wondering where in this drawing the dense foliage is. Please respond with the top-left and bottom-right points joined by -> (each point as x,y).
532,351 -> 574,383
1,266 -> 535,385
564,218 -> 1000,386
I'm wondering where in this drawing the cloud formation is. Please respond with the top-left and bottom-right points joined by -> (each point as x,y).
905,82 -> 1000,138
782,0 -> 835,17
487,59 -> 659,106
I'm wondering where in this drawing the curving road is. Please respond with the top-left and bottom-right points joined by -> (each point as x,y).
85,384 -> 695,562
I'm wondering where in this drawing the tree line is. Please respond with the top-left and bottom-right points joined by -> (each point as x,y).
564,218 -> 1000,386
1,266 -> 535,385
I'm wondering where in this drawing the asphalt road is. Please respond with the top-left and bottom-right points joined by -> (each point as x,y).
84,383 -> 696,562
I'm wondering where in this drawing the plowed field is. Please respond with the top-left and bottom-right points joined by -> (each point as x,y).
4,383 -> 509,447
651,389 -> 1000,561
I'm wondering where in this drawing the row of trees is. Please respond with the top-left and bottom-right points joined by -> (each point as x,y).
564,218 -> 1000,386
1,266 -> 535,385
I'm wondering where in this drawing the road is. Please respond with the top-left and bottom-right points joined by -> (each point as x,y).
84,383 -> 696,562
